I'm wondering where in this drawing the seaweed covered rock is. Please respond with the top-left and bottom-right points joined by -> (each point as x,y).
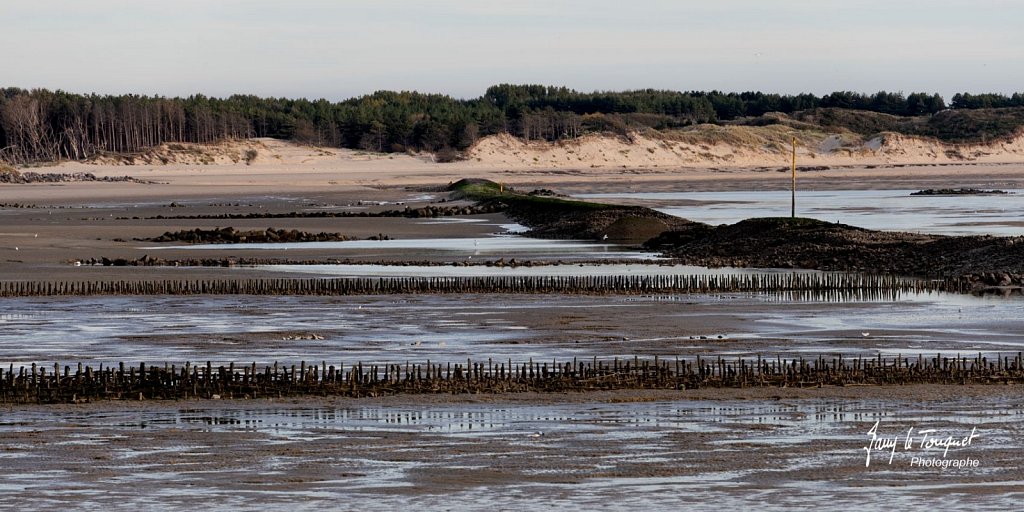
654,217 -> 1024,277
142,227 -> 355,244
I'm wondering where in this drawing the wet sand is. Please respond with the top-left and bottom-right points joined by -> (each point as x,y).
1,387 -> 1021,509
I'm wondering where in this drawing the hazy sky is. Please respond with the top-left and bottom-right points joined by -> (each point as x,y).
2,0 -> 1021,100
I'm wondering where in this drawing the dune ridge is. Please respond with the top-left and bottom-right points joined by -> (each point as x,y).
464,128 -> 1024,169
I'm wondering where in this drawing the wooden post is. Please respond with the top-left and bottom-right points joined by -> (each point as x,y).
791,136 -> 797,218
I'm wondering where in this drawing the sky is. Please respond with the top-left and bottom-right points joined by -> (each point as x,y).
2,0 -> 1021,101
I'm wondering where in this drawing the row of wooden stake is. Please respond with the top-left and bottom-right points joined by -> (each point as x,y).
0,273 -> 969,297
2,353 -> 1021,404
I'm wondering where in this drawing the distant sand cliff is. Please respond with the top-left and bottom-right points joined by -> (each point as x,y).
463,128 -> 1024,169
25,127 -> 1024,173
10,130 -> 1024,197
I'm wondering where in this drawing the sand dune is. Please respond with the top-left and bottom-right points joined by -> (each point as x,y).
55,128 -> 1024,179
5,130 -> 1024,201
463,128 -> 1024,169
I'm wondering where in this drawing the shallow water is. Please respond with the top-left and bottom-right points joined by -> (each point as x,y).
254,263 -> 818,278
1,292 -> 1020,368
147,235 -> 661,260
0,394 -> 1019,509
576,189 -> 1024,236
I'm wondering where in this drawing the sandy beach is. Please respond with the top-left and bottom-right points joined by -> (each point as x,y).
3,136 -> 1024,281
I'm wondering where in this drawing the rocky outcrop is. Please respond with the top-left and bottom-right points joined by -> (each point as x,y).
0,170 -> 144,184
487,196 -> 695,242
647,217 -> 1024,282
141,227 -> 355,244
910,188 -> 1012,196
142,203 -> 502,221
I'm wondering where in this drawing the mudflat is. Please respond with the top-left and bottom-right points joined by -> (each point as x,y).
1,386 -> 1020,508
3,138 -> 1024,282
3,141 -> 1022,507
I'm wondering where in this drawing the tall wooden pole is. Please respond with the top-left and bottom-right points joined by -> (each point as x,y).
791,137 -> 797,218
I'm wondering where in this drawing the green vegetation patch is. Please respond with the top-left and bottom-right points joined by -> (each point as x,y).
450,178 -> 618,210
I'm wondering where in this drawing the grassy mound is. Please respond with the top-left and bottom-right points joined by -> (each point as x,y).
449,178 -> 690,242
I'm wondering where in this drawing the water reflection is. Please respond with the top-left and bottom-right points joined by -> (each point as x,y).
145,236 -> 661,260
6,398 -> 1021,437
0,395 -> 1020,509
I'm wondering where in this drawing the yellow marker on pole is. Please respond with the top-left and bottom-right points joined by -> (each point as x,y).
791,137 -> 797,218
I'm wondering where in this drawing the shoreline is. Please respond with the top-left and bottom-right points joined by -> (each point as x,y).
5,162 -> 1024,199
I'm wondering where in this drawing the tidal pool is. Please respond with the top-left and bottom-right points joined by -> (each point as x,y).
146,235 -> 661,260
576,189 -> 1024,236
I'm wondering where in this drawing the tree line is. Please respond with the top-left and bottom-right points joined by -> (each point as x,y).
950,92 -> 1024,109
0,85 -> 1019,164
